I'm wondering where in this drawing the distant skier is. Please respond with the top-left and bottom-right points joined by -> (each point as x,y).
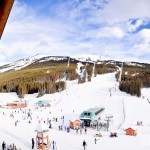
49,123 -> 52,129
52,141 -> 55,149
82,140 -> 87,150
32,138 -> 35,149
85,128 -> 87,134
76,127 -> 79,134
12,143 -> 15,149
15,120 -> 18,126
94,138 -> 97,144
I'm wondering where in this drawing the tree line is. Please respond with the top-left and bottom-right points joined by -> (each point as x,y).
116,64 -> 150,97
0,61 -> 117,98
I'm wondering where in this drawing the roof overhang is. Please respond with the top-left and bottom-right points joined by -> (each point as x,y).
0,0 -> 14,39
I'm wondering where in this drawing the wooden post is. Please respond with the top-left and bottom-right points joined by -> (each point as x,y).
42,133 -> 44,150
0,0 -> 14,39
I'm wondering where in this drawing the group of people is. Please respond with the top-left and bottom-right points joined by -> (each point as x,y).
82,138 -> 98,149
2,141 -> 20,150
76,127 -> 87,135
137,121 -> 143,126
32,137 -> 97,150
31,138 -> 57,150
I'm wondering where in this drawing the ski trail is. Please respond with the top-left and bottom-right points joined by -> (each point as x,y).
67,57 -> 70,67
119,63 -> 123,81
92,62 -> 95,77
118,99 -> 126,129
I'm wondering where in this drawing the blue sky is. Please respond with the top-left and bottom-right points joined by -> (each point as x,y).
0,0 -> 150,64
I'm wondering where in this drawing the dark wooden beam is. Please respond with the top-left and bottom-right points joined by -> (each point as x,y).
0,0 -> 14,39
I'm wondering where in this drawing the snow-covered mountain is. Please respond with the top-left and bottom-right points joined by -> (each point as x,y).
0,55 -> 69,72
0,54 -> 109,73
73,54 -> 108,62
0,54 -> 149,73
0,54 -> 45,72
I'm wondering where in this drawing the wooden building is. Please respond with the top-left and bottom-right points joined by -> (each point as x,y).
125,127 -> 137,136
70,119 -> 81,129
7,101 -> 27,109
0,0 -> 14,39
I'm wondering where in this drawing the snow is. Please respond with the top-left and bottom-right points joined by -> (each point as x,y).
0,54 -> 108,73
38,56 -> 68,63
92,62 -> 95,77
0,55 -> 69,72
0,54 -> 47,72
131,73 -> 139,76
0,93 -> 19,105
0,72 -> 150,150
76,62 -> 84,77
72,54 -> 108,62
125,62 -> 143,67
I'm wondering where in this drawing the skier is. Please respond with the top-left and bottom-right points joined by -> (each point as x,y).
94,138 -> 97,144
27,112 -> 30,119
49,123 -> 52,129
85,128 -> 87,134
52,141 -> 55,150
38,138 -> 41,145
13,143 -> 15,149
49,119 -> 51,124
32,138 -> 35,149
15,120 -> 18,126
2,141 -> 6,150
82,140 -> 87,150
76,127 -> 79,134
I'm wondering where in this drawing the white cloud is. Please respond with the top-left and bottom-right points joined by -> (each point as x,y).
125,29 -> 150,61
139,29 -> 150,43
101,0 -> 150,24
97,27 -> 125,38
0,0 -> 150,64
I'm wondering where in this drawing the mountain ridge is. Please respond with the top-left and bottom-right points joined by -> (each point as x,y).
0,54 -> 149,73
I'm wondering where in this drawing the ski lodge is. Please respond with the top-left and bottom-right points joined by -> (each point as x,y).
69,119 -> 81,129
35,100 -> 51,107
7,101 -> 27,109
125,127 -> 137,136
79,106 -> 105,126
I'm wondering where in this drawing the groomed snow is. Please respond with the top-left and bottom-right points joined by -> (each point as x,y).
0,72 -> 150,150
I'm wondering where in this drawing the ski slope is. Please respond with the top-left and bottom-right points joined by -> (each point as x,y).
0,72 -> 150,150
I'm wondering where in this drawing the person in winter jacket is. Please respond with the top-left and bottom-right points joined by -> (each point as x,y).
2,141 -> 6,150
32,138 -> 35,149
83,140 -> 87,150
